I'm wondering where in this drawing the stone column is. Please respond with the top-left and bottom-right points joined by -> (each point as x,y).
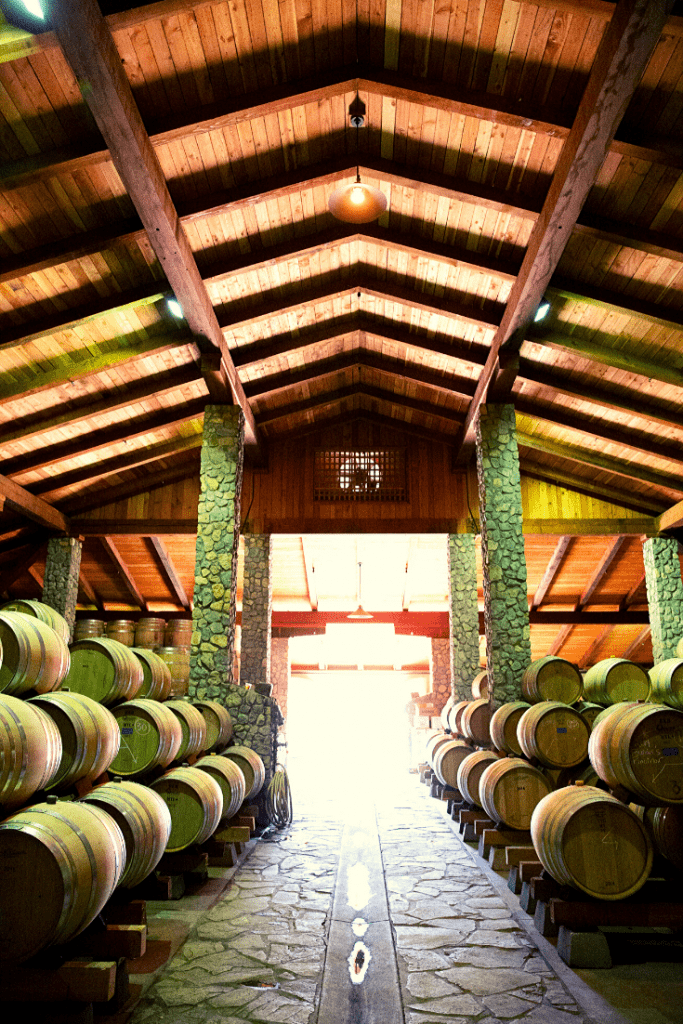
430,637 -> 452,712
189,405 -> 244,699
476,403 -> 531,708
271,637 -> 289,723
42,536 -> 82,641
643,536 -> 683,662
240,534 -> 272,688
448,534 -> 480,700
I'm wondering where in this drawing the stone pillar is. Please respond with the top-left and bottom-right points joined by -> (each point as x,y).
643,536 -> 683,662
271,637 -> 289,724
476,404 -> 531,708
239,534 -> 272,688
189,405 -> 244,699
42,536 -> 82,641
448,534 -> 481,700
430,638 -> 452,712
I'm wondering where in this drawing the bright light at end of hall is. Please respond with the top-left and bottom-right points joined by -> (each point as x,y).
20,0 -> 44,17
167,298 -> 184,319
534,299 -> 551,322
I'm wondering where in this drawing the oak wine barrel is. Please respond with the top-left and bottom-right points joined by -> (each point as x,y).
83,779 -> 172,887
132,648 -> 172,702
164,619 -> 192,647
456,750 -> 499,807
0,611 -> 70,696
108,699 -> 183,777
106,620 -> 136,647
440,696 -> 455,732
28,691 -> 120,791
471,671 -> 489,699
446,699 -> 471,736
0,800 -> 126,961
490,701 -> 531,755
588,703 -> 683,805
430,738 -> 473,790
531,786 -> 653,900
150,766 -> 223,851
591,701 -> 639,729
135,617 -> 166,650
479,757 -> 553,830
517,701 -> 590,768
165,700 -> 207,761
194,755 -> 246,821
2,599 -> 70,645
426,732 -> 453,769
648,659 -> 683,710
583,658 -> 650,706
73,619 -> 105,641
572,701 -> 604,728
631,803 -> 683,871
221,745 -> 266,799
459,697 -> 492,747
555,760 -> 603,789
156,646 -> 190,697
522,656 -> 582,705
63,637 -> 143,705
193,700 -> 233,752
0,694 -> 63,809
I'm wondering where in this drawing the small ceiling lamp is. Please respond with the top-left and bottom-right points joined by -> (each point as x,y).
347,560 -> 373,620
534,297 -> 551,322
328,97 -> 387,224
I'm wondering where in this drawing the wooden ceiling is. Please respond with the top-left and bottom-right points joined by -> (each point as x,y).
2,0 -> 683,667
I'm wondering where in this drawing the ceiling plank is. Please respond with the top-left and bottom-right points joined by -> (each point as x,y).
147,536 -> 190,610
49,0 -> 257,449
622,625 -> 652,660
0,475 -> 69,532
534,330 -> 683,390
575,536 -> 628,611
578,625 -> 614,669
521,464 -> 665,517
531,536 -> 573,611
549,277 -> 683,334
78,569 -> 101,609
548,624 -> 574,657
256,384 -> 463,428
452,0 -> 674,464
61,459 -> 199,518
100,536 -> 146,609
0,541 -> 47,595
619,572 -> 647,613
301,538 -> 318,613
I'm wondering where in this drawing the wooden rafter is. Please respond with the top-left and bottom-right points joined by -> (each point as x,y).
579,625 -> 614,670
49,0 -> 257,448
537,330 -> 683,391
619,573 -> 647,613
531,537 -> 573,611
548,624 -> 574,657
453,0 -> 674,464
78,570 -> 101,609
0,475 -> 69,532
658,499 -> 683,533
100,536 -> 146,609
256,384 -> 463,429
147,536 -> 190,610
623,626 -> 652,660
0,541 -> 47,594
301,538 -> 318,613
575,537 -> 628,612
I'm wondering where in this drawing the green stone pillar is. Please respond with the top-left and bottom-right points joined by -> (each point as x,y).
42,536 -> 82,641
476,404 -> 531,708
240,534 -> 272,688
643,536 -> 683,662
448,534 -> 480,700
189,405 -> 244,699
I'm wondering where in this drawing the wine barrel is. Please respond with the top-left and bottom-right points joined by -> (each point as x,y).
106,620 -> 136,647
165,700 -> 207,761
63,637 -> 144,705
591,701 -> 639,729
471,671 -> 489,699
73,619 -> 105,641
194,755 -> 246,821
531,786 -> 652,900
2,599 -> 70,645
164,619 -> 192,647
83,779 -> 172,888
193,700 -> 233,752
459,698 -> 492,747
555,761 -> 602,789
108,699 -> 183,777
440,696 -> 455,732
588,703 -> 683,805
0,694 -> 62,809
430,738 -> 473,790
132,648 -> 172,702
522,656 -> 582,705
156,646 -> 190,697
490,701 -> 531,755
28,691 -> 120,791
150,766 -> 223,851
456,750 -> 499,807
583,658 -> 650,705
135,617 -> 166,650
479,757 -> 553,830
0,800 -> 126,961
0,611 -> 70,696
631,803 -> 683,871
446,699 -> 471,736
517,702 -> 591,768
573,701 -> 604,729
648,659 -> 683,710
426,732 -> 453,769
221,745 -> 266,799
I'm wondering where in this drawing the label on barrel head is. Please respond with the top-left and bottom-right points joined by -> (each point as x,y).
663,747 -> 679,756
556,727 -> 567,733
121,727 -> 134,735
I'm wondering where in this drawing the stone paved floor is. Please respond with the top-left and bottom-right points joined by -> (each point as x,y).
131,777 -> 599,1024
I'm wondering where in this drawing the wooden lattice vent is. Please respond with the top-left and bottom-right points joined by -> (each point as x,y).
314,449 -> 407,502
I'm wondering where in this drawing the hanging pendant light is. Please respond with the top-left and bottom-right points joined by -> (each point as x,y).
347,560 -> 373,620
329,97 -> 387,224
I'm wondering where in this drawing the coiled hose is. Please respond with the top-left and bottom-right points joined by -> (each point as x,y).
266,764 -> 293,828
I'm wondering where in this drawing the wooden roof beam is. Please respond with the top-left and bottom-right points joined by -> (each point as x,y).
49,0 -> 258,449
531,536 -> 573,611
78,569 -> 101,610
147,536 -> 190,610
575,536 -> 628,612
0,474 -> 69,532
548,625 -> 574,657
657,498 -> 683,533
578,625 -> 614,670
301,538 -> 318,614
534,330 -> 683,391
0,541 -> 47,595
100,536 -> 146,609
549,278 -> 683,334
622,625 -> 651,660
453,0 -> 674,465
619,572 -> 647,613
256,384 -> 463,429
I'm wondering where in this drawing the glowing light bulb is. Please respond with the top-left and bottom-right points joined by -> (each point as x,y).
21,0 -> 44,17
349,185 -> 366,206
167,298 -> 184,318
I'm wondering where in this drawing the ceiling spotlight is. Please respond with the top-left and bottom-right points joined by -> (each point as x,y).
19,0 -> 44,18
534,299 -> 551,322
329,94 -> 387,224
167,298 -> 184,319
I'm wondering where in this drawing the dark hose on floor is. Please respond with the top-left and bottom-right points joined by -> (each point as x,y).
266,764 -> 293,827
